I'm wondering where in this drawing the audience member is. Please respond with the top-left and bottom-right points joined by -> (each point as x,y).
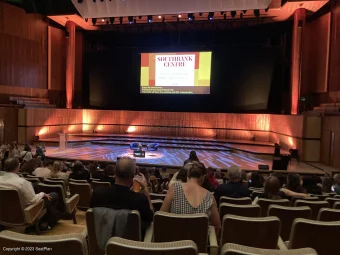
33,160 -> 52,178
154,168 -> 163,182
160,167 -> 169,179
302,175 -> 322,195
0,157 -> 60,230
10,141 -> 20,158
270,172 -> 286,188
285,174 -> 306,193
35,143 -> 46,161
183,150 -> 199,166
99,164 -> 115,185
20,144 -> 33,163
69,161 -> 91,182
160,161 -> 221,233
215,168 -> 224,185
253,176 -> 285,203
322,177 -> 334,193
214,166 -> 250,205
48,161 -> 69,183
20,158 -> 39,175
240,171 -> 248,186
88,163 -> 102,179
334,174 -> 340,195
248,172 -> 264,188
90,157 -> 153,234
207,167 -> 218,189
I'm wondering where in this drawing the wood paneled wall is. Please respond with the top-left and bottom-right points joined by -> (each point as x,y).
301,13 -> 330,95
0,2 -> 47,89
321,116 -> 340,168
0,107 -> 18,143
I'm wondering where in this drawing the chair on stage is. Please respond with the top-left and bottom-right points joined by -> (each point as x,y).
147,143 -> 159,151
130,142 -> 142,151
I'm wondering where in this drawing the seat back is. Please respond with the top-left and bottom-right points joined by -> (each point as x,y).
334,201 -> 340,209
294,200 -> 329,220
150,193 -> 166,201
219,203 -> 261,219
69,182 -> 92,210
325,197 -> 340,208
220,215 -> 280,249
220,196 -> 252,205
153,212 -> 209,253
317,208 -> 340,221
0,188 -> 25,226
0,230 -> 88,255
91,181 -> 111,190
221,243 -> 317,255
151,200 -> 163,212
106,237 -> 198,255
69,179 -> 87,183
37,183 -> 66,213
268,205 -> 311,241
289,218 -> 340,255
44,179 -> 67,193
311,194 -> 329,201
251,191 -> 264,200
290,196 -> 319,206
257,198 -> 290,217
86,208 -> 141,255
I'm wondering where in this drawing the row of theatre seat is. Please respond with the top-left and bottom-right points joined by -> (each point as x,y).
1,177 -> 340,254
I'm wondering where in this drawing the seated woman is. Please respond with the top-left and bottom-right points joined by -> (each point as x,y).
285,174 -> 306,193
99,164 -> 115,185
248,172 -> 264,188
48,161 -> 69,184
69,161 -> 91,182
254,176 -> 309,204
322,177 -> 334,193
160,161 -> 221,233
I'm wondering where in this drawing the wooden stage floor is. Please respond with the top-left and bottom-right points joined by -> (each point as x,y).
41,134 -> 325,174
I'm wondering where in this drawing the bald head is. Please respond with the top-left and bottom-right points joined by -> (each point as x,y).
4,157 -> 20,173
115,157 -> 136,180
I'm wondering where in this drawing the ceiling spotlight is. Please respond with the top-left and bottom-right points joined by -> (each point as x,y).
147,15 -> 152,23
85,18 -> 88,22
101,18 -> 105,22
199,12 -> 203,16
220,11 -> 225,15
208,12 -> 214,20
158,15 -> 162,19
243,10 -> 247,14
254,9 -> 260,17
119,17 -> 123,24
188,13 -> 194,21
92,18 -> 97,25
231,11 -> 236,18
265,7 -> 269,12
178,14 -> 182,18
128,16 -> 133,24
109,17 -> 114,24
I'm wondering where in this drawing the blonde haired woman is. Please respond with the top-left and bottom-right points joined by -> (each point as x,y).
48,161 -> 69,184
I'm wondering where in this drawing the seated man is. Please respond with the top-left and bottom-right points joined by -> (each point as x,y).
0,157 -> 60,230
90,157 -> 154,234
214,165 -> 250,206
33,160 -> 53,178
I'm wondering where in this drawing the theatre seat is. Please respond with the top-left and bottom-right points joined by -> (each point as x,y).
219,203 -> 261,219
220,196 -> 252,205
130,142 -> 142,151
91,181 -> 111,190
294,200 -> 329,220
106,237 -> 199,255
69,182 -> 92,210
257,198 -> 290,217
317,208 -> 340,221
221,243 -> 317,255
147,143 -> 159,151
0,230 -> 88,255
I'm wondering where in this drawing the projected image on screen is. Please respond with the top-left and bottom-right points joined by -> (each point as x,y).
140,52 -> 212,94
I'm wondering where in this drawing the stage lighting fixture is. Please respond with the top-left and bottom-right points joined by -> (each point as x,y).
208,12 -> 214,20
92,18 -> 97,25
265,7 -> 269,12
128,16 -> 133,24
85,18 -> 88,22
231,11 -> 236,18
254,9 -> 260,17
188,13 -> 194,21
199,12 -> 203,16
119,17 -> 123,24
158,15 -> 162,19
148,15 -> 152,23
34,135 -> 40,141
101,18 -> 105,22
109,17 -> 115,24
178,14 -> 182,18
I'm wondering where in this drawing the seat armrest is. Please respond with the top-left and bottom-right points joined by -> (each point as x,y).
277,237 -> 288,250
81,227 -> 88,238
24,199 -> 45,224
209,226 -> 219,255
65,194 -> 80,213
144,223 -> 153,242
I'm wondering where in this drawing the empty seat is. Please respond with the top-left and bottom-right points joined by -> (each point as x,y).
220,215 -> 280,249
0,230 -> 88,255
325,197 -> 340,208
220,196 -> 252,205
150,211 -> 217,254
290,196 -> 319,206
150,193 -> 167,200
219,203 -> 261,219
37,183 -> 79,224
294,200 -> 329,220
91,181 -> 111,190
86,208 -> 141,255
107,237 -> 198,255
333,201 -> 340,209
151,200 -> 163,212
0,188 -> 46,234
221,243 -> 317,255
44,179 -> 67,194
317,208 -> 340,221
288,218 -> 340,255
69,182 -> 92,210
257,198 -> 290,217
268,205 -> 311,241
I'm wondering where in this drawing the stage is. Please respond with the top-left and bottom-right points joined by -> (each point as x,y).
40,133 -> 326,174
